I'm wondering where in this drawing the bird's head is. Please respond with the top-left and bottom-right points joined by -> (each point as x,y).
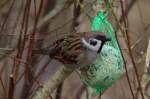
81,32 -> 111,53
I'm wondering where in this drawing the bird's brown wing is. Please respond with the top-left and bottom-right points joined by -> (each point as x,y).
49,33 -> 85,64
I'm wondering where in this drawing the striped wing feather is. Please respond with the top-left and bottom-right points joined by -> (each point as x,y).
49,32 -> 85,64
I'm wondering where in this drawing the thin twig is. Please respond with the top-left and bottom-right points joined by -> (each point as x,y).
55,83 -> 63,99
120,1 -> 145,99
0,0 -> 16,34
7,74 -> 14,99
105,0 -> 135,98
27,0 -> 74,34
21,0 -> 44,99
0,74 -> 7,98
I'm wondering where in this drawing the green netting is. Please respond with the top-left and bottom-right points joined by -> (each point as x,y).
79,45 -> 124,94
91,12 -> 119,50
93,0 -> 111,12
79,1 -> 125,94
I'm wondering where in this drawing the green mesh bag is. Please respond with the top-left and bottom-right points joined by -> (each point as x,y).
91,12 -> 119,50
79,11 -> 124,94
79,45 -> 124,94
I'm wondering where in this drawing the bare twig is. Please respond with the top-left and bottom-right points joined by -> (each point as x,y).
21,0 -> 44,99
115,0 -> 145,98
0,74 -> 7,98
55,83 -> 63,99
105,0 -> 135,98
28,0 -> 74,33
146,39 -> 150,72
139,39 -> 150,99
7,74 -> 15,99
0,0 -> 16,34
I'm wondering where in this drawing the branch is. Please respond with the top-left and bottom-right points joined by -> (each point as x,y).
7,74 -> 15,99
146,39 -> 150,72
139,39 -> 150,99
28,0 -> 74,33
31,66 -> 73,99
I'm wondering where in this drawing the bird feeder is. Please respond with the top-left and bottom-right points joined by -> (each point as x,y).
78,2 -> 125,93
78,44 -> 124,94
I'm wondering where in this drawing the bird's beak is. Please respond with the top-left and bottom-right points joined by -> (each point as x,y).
106,36 -> 111,41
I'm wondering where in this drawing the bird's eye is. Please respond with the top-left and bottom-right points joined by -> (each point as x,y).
89,39 -> 97,46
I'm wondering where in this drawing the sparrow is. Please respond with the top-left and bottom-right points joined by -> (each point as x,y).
47,31 -> 111,69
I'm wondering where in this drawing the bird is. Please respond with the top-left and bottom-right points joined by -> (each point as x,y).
44,31 -> 111,69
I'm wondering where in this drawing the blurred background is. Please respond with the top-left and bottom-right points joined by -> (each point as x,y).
0,0 -> 149,99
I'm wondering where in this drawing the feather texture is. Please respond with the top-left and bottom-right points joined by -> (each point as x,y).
48,31 -> 107,68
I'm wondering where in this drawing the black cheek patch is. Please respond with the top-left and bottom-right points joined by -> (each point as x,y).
90,40 -> 97,46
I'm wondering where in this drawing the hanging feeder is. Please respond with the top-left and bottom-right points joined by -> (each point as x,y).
78,44 -> 124,94
78,0 -> 125,94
